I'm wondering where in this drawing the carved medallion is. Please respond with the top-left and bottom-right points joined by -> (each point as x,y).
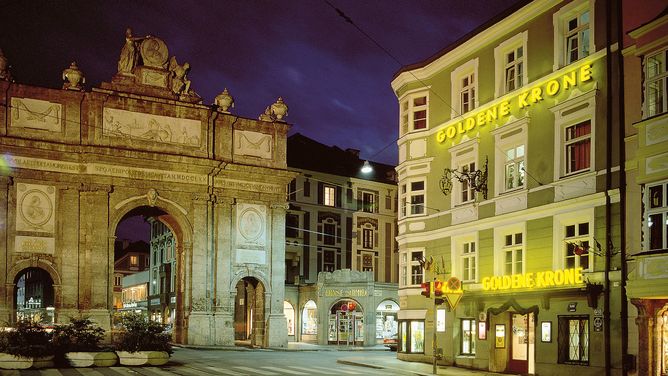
16,183 -> 56,233
140,37 -> 169,68
239,207 -> 263,242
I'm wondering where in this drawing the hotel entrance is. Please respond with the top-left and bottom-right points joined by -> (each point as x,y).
507,312 -> 535,374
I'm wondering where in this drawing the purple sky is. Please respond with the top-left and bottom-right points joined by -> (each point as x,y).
1,0 -> 520,165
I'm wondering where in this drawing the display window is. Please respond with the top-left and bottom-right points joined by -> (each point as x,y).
301,300 -> 317,335
284,301 -> 295,336
398,320 -> 425,353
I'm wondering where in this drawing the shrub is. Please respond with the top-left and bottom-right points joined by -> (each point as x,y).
52,317 -> 106,353
0,319 -> 54,358
114,313 -> 172,354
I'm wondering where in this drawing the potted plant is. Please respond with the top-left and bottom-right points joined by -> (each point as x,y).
114,313 -> 172,366
0,319 -> 54,369
53,317 -> 117,367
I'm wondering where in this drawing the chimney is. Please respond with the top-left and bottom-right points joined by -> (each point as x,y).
345,148 -> 360,158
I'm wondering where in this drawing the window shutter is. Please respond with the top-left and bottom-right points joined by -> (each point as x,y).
317,182 -> 323,204
336,186 -> 342,207
304,180 -> 311,197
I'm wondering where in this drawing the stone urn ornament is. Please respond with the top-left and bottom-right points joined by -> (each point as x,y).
215,88 -> 234,113
270,97 -> 288,121
62,62 -> 85,91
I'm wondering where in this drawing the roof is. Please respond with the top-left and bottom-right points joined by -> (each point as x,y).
287,133 -> 396,185
392,0 -> 531,80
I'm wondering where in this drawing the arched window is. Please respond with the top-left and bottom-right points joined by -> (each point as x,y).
284,301 -> 295,336
302,300 -> 317,335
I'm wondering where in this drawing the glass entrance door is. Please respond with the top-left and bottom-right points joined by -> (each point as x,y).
508,313 -> 529,374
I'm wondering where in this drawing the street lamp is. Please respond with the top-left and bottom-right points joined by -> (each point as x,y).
360,160 -> 373,173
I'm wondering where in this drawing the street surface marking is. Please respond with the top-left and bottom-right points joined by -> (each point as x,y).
287,366 -> 339,374
77,369 -> 107,376
233,367 -> 279,375
171,365 -> 215,376
204,366 -> 248,375
133,367 -> 178,376
261,367 -> 308,375
312,366 -> 362,374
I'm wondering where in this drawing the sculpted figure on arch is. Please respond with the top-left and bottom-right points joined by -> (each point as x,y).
117,27 -> 149,74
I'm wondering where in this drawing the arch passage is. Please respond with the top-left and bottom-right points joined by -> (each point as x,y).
234,277 -> 266,347
14,267 -> 55,324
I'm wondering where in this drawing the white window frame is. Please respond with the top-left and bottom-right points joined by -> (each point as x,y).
553,0 -> 595,71
643,48 -> 668,118
399,90 -> 429,135
494,32 -> 528,97
494,223 -> 526,277
452,233 -> 478,283
451,58 -> 479,117
323,185 -> 335,207
449,139 -> 479,207
553,209 -> 594,272
361,190 -> 377,213
362,227 -> 374,249
502,232 -> 524,276
493,119 -> 528,196
400,178 -> 426,219
644,180 -> 668,251
400,249 -> 424,287
551,89 -> 597,180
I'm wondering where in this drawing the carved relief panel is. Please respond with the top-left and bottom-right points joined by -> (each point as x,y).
16,183 -> 56,233
235,203 -> 267,265
10,97 -> 62,132
234,130 -> 273,160
103,107 -> 202,147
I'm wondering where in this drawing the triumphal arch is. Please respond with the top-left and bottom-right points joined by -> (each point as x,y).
0,32 -> 294,347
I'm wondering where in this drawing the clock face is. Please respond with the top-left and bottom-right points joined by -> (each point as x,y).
19,189 -> 53,227
239,208 -> 263,241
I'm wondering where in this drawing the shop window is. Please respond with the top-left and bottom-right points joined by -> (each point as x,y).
645,181 -> 668,250
461,318 -> 476,355
376,300 -> 399,343
564,221 -> 591,270
399,91 -> 429,135
558,315 -> 589,365
504,233 -> 524,275
284,301 -> 295,336
494,32 -> 528,97
451,58 -> 478,116
564,120 -> 591,175
644,48 -> 668,118
400,180 -> 425,218
399,320 -> 425,353
302,300 -> 318,335
553,0 -> 594,70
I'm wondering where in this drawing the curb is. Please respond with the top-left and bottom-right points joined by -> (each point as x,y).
337,359 -> 384,369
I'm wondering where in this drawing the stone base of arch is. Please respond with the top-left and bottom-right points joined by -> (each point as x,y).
266,313 -> 288,348
187,311 -> 235,346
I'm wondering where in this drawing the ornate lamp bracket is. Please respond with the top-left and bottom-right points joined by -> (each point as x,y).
439,157 -> 488,200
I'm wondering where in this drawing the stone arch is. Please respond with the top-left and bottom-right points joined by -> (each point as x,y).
7,262 -> 60,323
110,194 -> 194,344
328,297 -> 364,313
229,269 -> 272,296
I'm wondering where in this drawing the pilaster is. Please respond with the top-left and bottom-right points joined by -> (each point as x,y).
0,177 -> 12,322
267,202 -> 289,348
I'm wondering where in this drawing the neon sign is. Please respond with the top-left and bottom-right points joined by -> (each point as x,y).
481,267 -> 584,291
437,63 -> 593,143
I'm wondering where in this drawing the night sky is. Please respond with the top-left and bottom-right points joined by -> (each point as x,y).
1,0 -> 520,241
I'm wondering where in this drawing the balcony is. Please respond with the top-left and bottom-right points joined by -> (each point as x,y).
626,249 -> 668,299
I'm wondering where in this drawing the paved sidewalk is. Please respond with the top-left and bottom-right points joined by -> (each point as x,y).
338,355 -> 513,376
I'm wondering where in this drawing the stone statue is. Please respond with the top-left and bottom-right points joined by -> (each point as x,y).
117,28 -> 149,74
258,106 -> 273,122
168,56 -> 191,95
0,49 -> 13,82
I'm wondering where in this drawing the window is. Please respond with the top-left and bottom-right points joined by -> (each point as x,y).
558,316 -> 589,365
504,46 -> 524,93
564,221 -> 591,270
451,59 -> 478,117
286,213 -> 299,238
322,248 -> 337,272
399,320 -> 425,353
645,181 -> 668,250
504,145 -> 525,191
288,179 -> 297,201
324,186 -> 335,207
564,120 -> 591,174
400,180 -> 425,218
503,233 -> 524,275
360,252 -> 374,272
361,191 -> 377,213
461,319 -> 476,355
399,91 -> 429,135
114,275 -> 122,287
565,10 -> 590,64
303,180 -> 311,197
450,141 -> 479,207
323,223 -> 336,245
495,32 -> 528,97
400,250 -> 424,287
460,162 -> 476,204
130,255 -> 138,266
462,241 -> 477,282
554,1 -> 594,70
644,49 -> 668,118
362,228 -> 374,249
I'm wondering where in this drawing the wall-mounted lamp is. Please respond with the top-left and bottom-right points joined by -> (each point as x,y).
439,157 -> 488,200
360,160 -> 373,174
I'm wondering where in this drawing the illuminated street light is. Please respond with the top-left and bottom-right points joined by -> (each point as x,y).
360,160 -> 372,173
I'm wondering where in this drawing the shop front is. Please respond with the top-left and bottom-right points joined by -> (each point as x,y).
284,269 -> 398,346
